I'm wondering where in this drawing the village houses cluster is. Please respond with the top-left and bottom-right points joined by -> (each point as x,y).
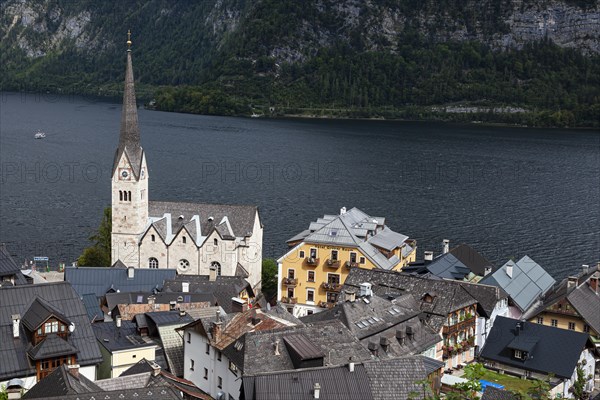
0,45 -> 599,400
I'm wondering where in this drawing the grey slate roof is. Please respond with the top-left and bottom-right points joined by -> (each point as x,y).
448,244 -> 495,276
64,266 -> 176,298
362,357 -> 438,400
21,296 -> 71,331
300,294 -> 441,357
145,310 -> 194,327
0,244 -> 27,286
92,320 -> 155,352
120,358 -> 160,377
479,316 -> 592,379
479,256 -> 555,312
243,364 -> 375,400
240,320 -> 373,375
22,364 -> 102,399
426,253 -> 473,280
481,387 -> 519,400
0,282 -> 102,380
30,387 -> 181,400
148,201 -> 258,243
105,291 -> 215,313
27,334 -> 79,360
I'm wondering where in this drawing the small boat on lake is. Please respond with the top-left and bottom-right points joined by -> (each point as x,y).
34,130 -> 46,139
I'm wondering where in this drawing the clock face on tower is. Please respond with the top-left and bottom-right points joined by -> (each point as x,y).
119,168 -> 130,180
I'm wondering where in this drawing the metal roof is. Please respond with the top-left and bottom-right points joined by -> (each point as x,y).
0,282 -> 102,380
21,296 -> 71,331
64,266 -> 176,298
283,334 -> 324,360
426,253 -> 472,280
81,293 -> 103,322
92,320 -> 155,352
479,256 -> 555,312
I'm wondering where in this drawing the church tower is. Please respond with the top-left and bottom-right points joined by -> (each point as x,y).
111,31 -> 148,267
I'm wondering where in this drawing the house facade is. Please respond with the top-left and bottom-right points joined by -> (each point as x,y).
109,39 -> 262,289
277,207 -> 416,317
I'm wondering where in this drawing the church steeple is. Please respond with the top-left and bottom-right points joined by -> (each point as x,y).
113,31 -> 143,179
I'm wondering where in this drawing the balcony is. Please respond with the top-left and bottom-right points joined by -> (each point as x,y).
281,297 -> 298,304
318,301 -> 335,309
442,316 -> 476,335
321,282 -> 342,292
326,259 -> 341,268
345,261 -> 359,269
305,257 -> 320,266
282,277 -> 298,286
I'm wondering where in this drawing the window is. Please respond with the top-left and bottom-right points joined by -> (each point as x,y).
186,333 -> 191,344
287,287 -> 295,298
350,252 -> 357,263
309,248 -> 317,258
182,236 -> 187,244
537,317 -> 544,324
584,324 -> 590,333
331,250 -> 338,261
119,191 -> 123,201
307,289 -> 315,303
307,310 -> 313,315
148,257 -> 159,269
299,250 -> 305,258
568,322 -> 576,330
359,256 -> 366,264
514,350 -> 522,359
217,351 -> 222,361
211,261 -> 221,276
551,319 -> 558,327
288,269 -> 295,279
141,189 -> 145,200
206,343 -> 210,355
218,376 -> 223,389
327,274 -> 340,285
214,238 -> 218,246
44,321 -> 59,333
151,234 -> 155,242
229,361 -> 238,376
190,359 -> 195,371
307,271 -> 315,282
178,259 -> 190,271
204,368 -> 208,379
327,292 -> 338,303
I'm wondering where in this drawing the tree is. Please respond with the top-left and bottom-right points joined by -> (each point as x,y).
572,365 -> 586,400
78,207 -> 111,267
261,258 -> 278,301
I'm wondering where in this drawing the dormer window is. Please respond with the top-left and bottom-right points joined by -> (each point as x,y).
514,349 -> 522,359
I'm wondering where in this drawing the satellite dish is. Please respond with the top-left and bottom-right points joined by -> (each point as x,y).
68,322 -> 75,333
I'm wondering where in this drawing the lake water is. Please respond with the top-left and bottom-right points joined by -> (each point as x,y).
0,91 -> 598,279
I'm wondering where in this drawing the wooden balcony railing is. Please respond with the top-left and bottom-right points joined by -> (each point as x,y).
305,257 -> 319,266
281,297 -> 298,304
442,316 -> 476,335
321,282 -> 342,292
318,301 -> 335,309
345,261 -> 359,269
326,259 -> 341,268
282,277 -> 298,286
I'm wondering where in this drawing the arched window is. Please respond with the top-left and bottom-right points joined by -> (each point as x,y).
182,236 -> 187,244
178,259 -> 190,271
119,190 -> 123,201
151,234 -> 155,242
211,261 -> 221,276
214,238 -> 218,246
123,191 -> 128,201
148,258 -> 159,269
128,191 -> 132,201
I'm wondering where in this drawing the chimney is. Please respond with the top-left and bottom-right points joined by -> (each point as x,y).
424,251 -> 434,261
396,328 -> 406,345
484,266 -> 492,276
67,364 -> 80,379
179,309 -> 187,317
251,316 -> 261,326
11,314 -> 20,338
150,360 -> 161,376
348,357 -> 354,372
346,290 -> 356,302
506,262 -> 513,279
589,272 -> 599,294
582,265 -> 590,275
367,340 -> 378,356
127,267 -> 134,279
340,207 -> 347,215
313,383 -> 321,399
359,282 -> 372,297
442,239 -> 450,254
116,316 -> 122,328
212,319 -> 222,343
274,339 -> 280,356
567,276 -> 578,289
209,266 -> 217,281
231,297 -> 248,313
406,325 -> 415,341
380,336 -> 391,352
182,282 -> 189,293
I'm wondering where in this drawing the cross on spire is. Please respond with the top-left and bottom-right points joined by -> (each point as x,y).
127,30 -> 132,50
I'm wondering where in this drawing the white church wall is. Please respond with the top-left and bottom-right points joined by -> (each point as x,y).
139,226 -> 168,269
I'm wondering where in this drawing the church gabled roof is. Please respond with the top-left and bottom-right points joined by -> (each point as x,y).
112,44 -> 144,180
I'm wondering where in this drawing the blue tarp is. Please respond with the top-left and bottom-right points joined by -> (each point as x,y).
480,380 -> 505,391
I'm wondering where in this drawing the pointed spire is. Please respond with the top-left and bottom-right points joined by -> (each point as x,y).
114,31 -> 143,178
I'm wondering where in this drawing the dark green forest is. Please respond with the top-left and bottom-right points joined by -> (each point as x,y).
1,0 -> 599,127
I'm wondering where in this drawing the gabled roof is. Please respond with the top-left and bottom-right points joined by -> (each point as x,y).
426,253 -> 473,280
481,387 -> 519,400
448,244 -> 495,276
92,320 -> 155,352
22,364 -> 102,399
21,296 -> 71,331
27,387 -> 181,400
564,282 -> 600,333
81,293 -> 103,322
27,334 -> 79,360
0,244 -> 28,287
479,316 -> 592,379
64,266 -> 176,298
479,256 -> 555,312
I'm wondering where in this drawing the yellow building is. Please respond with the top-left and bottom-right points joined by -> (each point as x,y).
277,207 -> 416,317
527,265 -> 600,350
